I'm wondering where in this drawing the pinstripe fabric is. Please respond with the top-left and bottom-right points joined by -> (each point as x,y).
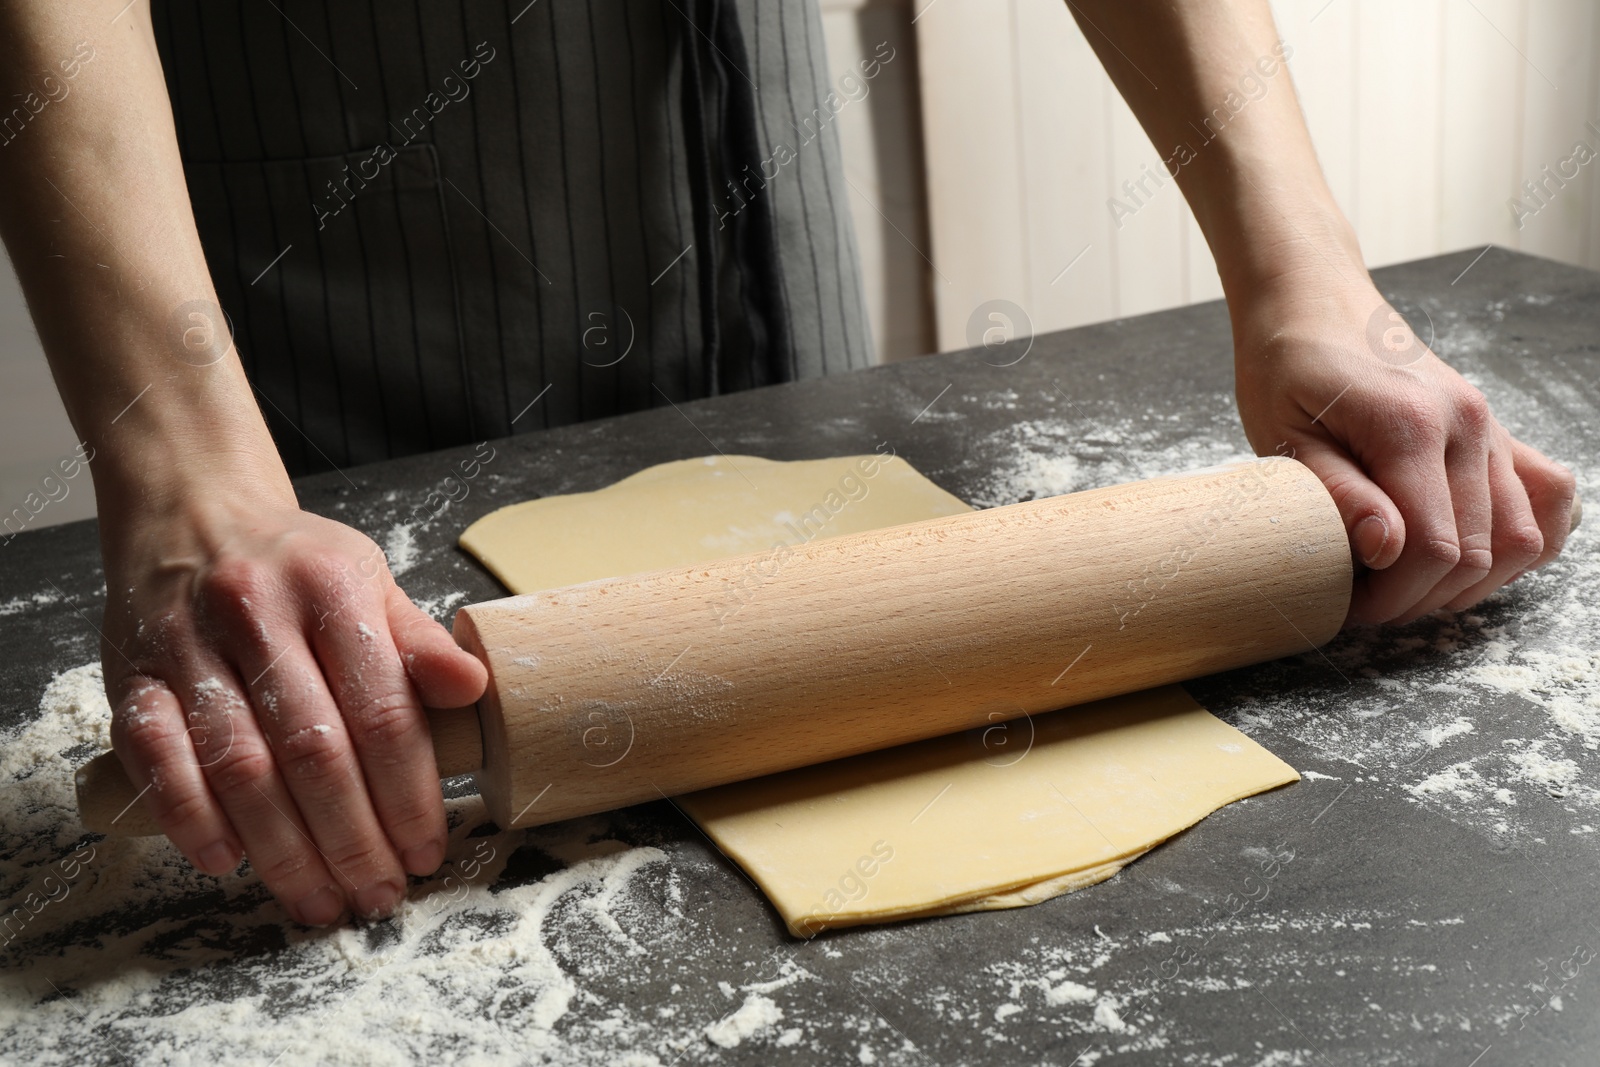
150,0 -> 873,475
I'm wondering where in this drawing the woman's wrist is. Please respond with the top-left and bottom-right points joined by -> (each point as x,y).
1188,172 -> 1373,371
90,421 -> 296,526
73,334 -> 295,519
1193,173 -> 1365,309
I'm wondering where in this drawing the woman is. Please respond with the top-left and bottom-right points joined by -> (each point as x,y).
0,0 -> 1573,928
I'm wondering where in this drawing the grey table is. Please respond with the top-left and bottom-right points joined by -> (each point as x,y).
2,248 -> 1596,1065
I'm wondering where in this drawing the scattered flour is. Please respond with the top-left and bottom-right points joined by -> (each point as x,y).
0,589 -> 62,616
740,958 -> 813,995
410,589 -> 468,622
1465,639 -> 1600,746
1045,979 -> 1097,1006
1091,997 -> 1126,1032
384,522 -> 421,576
1251,1053 -> 1312,1067
964,404 -> 1253,509
1508,746 -> 1581,798
1409,761 -> 1487,804
1422,718 -> 1475,747
0,661 -> 690,1065
703,993 -> 782,1048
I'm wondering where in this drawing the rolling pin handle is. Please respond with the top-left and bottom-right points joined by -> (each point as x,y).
429,704 -> 487,779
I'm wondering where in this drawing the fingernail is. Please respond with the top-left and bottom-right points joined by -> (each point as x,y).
403,842 -> 443,876
1355,515 -> 1389,565
296,886 -> 344,927
356,881 -> 404,920
197,841 -> 239,876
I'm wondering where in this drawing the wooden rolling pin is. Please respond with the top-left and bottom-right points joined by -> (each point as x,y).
74,457 -> 1406,835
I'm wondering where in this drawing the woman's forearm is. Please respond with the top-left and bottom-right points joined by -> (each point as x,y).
0,1 -> 290,512
1068,0 -> 1577,628
1065,0 -> 1363,301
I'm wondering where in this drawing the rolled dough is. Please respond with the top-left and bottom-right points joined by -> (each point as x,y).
459,452 -> 971,594
458,455 -> 1299,936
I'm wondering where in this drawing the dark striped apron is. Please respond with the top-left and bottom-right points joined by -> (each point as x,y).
151,0 -> 874,475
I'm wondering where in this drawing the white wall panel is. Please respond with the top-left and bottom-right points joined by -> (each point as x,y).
916,0 -> 1600,350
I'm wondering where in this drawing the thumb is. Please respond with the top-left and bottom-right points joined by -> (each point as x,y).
385,584 -> 489,708
1286,436 -> 1406,571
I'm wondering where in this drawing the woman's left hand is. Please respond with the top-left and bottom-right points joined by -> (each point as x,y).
1230,273 -> 1576,626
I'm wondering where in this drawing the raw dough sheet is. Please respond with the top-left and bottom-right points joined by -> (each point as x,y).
458,455 -> 1299,935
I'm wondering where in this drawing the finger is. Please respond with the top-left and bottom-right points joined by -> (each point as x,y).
1347,443 -> 1461,626
1447,435 -> 1542,611
108,675 -> 241,875
1510,437 -> 1578,570
312,601 -> 448,881
239,633 -> 411,917
181,662 -> 348,927
1392,428 -> 1494,623
387,583 -> 488,709
1285,435 -> 1405,571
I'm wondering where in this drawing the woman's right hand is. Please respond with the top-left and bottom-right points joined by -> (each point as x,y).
0,0 -> 494,926
98,468 -> 487,925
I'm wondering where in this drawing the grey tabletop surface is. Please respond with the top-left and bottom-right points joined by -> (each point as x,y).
1,248 -> 1597,1065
